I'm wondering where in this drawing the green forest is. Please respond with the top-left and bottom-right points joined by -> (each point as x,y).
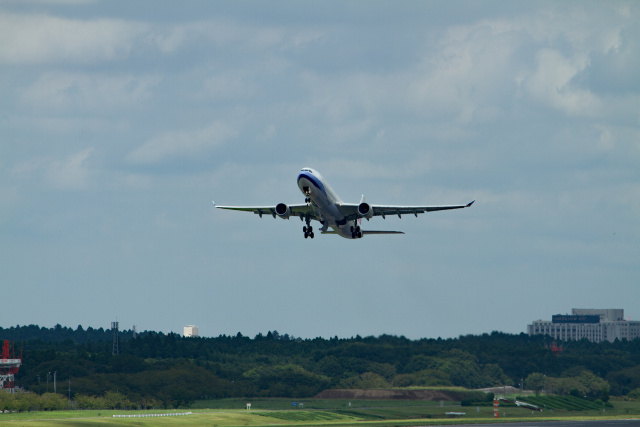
2,325 -> 640,409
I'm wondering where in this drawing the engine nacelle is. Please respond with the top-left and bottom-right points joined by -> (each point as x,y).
275,203 -> 291,219
358,202 -> 374,219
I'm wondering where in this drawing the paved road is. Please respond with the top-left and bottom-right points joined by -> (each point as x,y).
434,420 -> 640,427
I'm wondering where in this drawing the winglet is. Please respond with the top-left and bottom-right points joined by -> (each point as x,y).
466,200 -> 475,208
211,201 -> 216,207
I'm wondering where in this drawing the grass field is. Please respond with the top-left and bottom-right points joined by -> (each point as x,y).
191,397 -> 458,410
0,398 -> 638,426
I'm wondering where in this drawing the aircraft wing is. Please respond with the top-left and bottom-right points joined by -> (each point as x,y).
215,203 -> 316,219
337,200 -> 474,220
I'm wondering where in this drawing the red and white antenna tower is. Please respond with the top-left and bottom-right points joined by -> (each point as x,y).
550,341 -> 563,355
0,340 -> 22,392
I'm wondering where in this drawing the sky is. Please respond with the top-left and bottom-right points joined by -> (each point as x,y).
1,0 -> 639,340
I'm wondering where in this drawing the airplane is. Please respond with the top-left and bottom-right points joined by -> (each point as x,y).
214,167 -> 474,239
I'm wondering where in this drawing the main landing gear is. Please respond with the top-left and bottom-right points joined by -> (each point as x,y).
351,225 -> 362,239
303,215 -> 314,239
303,225 -> 314,239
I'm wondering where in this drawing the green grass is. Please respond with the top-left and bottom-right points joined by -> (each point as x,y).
191,397 -> 454,410
255,410 -> 357,422
0,398 -> 639,426
516,395 -> 607,411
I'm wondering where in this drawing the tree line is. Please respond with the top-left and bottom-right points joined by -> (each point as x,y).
2,325 -> 640,409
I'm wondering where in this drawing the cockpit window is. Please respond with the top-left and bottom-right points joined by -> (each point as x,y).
301,168 -> 312,173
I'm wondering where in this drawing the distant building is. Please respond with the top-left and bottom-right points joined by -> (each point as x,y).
183,325 -> 199,337
528,308 -> 640,343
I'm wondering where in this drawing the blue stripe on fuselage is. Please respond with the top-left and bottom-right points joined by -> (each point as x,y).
297,171 -> 326,196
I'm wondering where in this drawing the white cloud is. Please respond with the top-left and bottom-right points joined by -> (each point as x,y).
405,20 -> 528,122
10,157 -> 48,178
21,72 -> 160,111
8,115 -> 129,136
8,0 -> 97,4
402,7 -> 640,124
10,148 -> 95,190
45,148 -> 95,190
126,121 -> 238,165
523,49 -> 602,117
201,71 -> 258,101
295,19 -> 527,129
0,13 -> 147,64
147,19 -> 292,54
0,10 -> 322,66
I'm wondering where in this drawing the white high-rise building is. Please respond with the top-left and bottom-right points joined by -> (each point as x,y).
528,309 -> 640,343
184,325 -> 199,337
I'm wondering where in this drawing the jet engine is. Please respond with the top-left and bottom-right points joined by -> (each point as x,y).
358,202 -> 374,219
275,203 -> 291,219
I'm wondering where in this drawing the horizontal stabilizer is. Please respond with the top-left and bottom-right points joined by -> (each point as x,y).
321,230 -> 404,236
363,230 -> 405,235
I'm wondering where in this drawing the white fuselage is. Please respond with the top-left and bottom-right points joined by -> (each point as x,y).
297,168 -> 357,238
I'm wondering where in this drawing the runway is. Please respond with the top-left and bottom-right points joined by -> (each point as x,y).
435,420 -> 640,427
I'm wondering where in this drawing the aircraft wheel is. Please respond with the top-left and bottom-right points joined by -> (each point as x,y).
310,232 -> 314,239
304,233 -> 308,239
351,232 -> 356,238
303,226 -> 307,233
357,231 -> 362,238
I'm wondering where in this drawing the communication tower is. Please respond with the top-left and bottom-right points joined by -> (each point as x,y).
0,340 -> 22,392
112,321 -> 119,355
550,341 -> 564,355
